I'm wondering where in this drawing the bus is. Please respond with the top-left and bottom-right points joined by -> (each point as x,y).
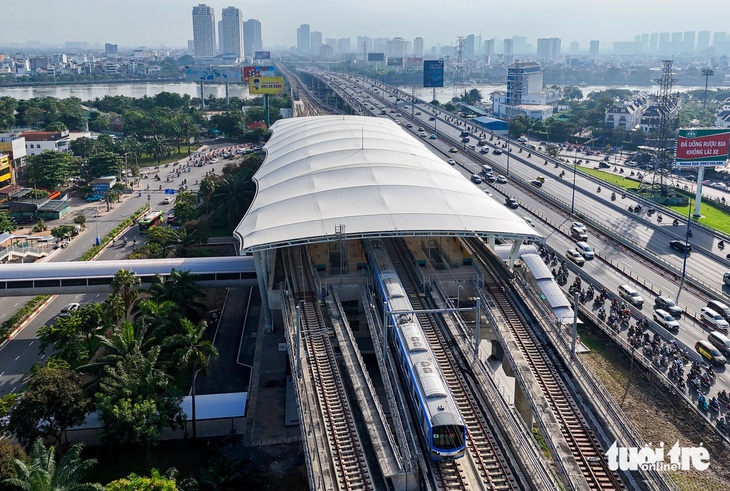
138,211 -> 163,233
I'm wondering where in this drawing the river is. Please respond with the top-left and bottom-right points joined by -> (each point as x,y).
0,80 -> 724,103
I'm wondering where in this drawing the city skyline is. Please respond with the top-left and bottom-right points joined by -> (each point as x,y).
1,0 -> 729,51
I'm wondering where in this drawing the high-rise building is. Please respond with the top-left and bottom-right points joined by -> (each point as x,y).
310,31 -> 323,53
387,37 -> 407,58
413,37 -> 424,57
569,41 -> 579,54
104,43 -> 118,56
218,21 -> 223,54
512,35 -> 529,54
658,32 -> 671,53
589,40 -> 599,56
357,36 -> 373,54
243,19 -> 262,57
297,24 -> 310,54
712,32 -> 726,48
697,31 -> 711,52
464,34 -> 475,58
187,40 -> 195,53
220,6 -> 243,57
337,38 -> 351,54
649,33 -> 658,52
192,4 -> 216,57
640,34 -> 650,52
505,62 -> 543,105
683,31 -> 696,53
536,38 -> 561,61
484,39 -> 495,59
671,32 -> 683,53
503,38 -> 514,64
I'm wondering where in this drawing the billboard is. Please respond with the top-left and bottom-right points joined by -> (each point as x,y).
243,65 -> 276,81
367,52 -> 385,62
249,76 -> 285,95
254,50 -> 271,60
184,66 -> 242,82
423,59 -> 444,88
675,128 -> 730,167
387,57 -> 403,66
405,57 -> 424,68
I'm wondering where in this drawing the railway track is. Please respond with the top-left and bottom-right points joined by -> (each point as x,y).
465,237 -> 626,490
383,238 -> 520,491
284,246 -> 374,491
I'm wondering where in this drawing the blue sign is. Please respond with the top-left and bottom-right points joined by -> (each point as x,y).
164,189 -> 175,195
424,59 -> 444,88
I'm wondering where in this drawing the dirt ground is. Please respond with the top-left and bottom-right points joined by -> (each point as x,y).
579,325 -> 730,491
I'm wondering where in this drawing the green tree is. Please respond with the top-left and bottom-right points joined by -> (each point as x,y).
172,190 -> 198,223
82,151 -> 124,182
146,135 -> 172,164
163,318 -> 217,438
50,225 -> 75,242
148,269 -> 206,319
38,315 -> 88,367
198,176 -> 216,214
70,137 -> 97,160
22,106 -> 45,128
44,121 -> 68,132
0,439 -> 26,482
106,469 -> 178,491
209,111 -> 246,138
210,170 -> 255,225
0,96 -> 19,130
7,364 -> 90,447
26,151 -> 75,189
95,346 -> 185,451
508,114 -> 531,139
111,269 -> 141,319
2,439 -> 102,491
0,211 -> 16,233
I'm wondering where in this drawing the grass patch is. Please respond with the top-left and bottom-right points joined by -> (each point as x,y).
138,150 -> 192,169
578,167 -> 641,190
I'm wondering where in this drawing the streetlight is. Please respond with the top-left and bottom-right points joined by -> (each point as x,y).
456,284 -> 464,310
702,67 -> 714,110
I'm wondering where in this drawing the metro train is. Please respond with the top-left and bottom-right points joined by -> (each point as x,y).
366,239 -> 466,461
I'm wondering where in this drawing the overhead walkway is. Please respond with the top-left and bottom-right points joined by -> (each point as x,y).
0,256 -> 256,296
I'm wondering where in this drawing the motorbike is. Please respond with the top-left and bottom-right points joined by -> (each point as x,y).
597,186 -> 601,193
628,206 -> 634,212
554,163 -> 559,168
673,219 -> 679,226
544,160 -> 548,165
719,240 -> 725,250
657,214 -> 663,223
710,397 -> 720,411
688,229 -> 693,237
559,171 -> 565,178
611,192 -> 616,201
698,394 -> 709,411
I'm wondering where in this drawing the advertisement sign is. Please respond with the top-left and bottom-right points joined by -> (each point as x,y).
423,59 -> 444,88
248,76 -> 285,95
243,65 -> 276,81
675,128 -> 730,167
184,66 -> 242,82
254,50 -> 271,60
387,57 -> 403,66
367,52 -> 385,62
405,57 -> 423,68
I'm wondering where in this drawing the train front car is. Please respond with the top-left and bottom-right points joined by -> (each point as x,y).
367,240 -> 466,461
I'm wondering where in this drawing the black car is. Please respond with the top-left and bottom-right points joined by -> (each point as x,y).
530,180 -> 543,188
655,296 -> 684,318
669,240 -> 691,253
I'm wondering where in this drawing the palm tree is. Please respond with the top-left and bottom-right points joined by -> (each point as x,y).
163,318 -> 218,438
145,135 -> 171,165
133,298 -> 184,342
2,438 -> 102,491
210,171 -> 255,225
110,269 -> 141,320
198,176 -> 217,215
147,269 -> 206,318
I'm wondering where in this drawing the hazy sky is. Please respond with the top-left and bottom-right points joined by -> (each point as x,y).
2,0 -> 729,49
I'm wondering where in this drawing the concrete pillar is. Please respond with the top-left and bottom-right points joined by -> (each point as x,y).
253,250 -> 273,332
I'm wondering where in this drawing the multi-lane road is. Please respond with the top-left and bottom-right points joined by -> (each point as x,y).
0,142 -> 237,396
317,70 -> 730,404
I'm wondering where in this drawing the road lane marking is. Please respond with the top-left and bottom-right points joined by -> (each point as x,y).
0,372 -> 4,376
40,354 -> 45,360
29,341 -> 33,346
15,356 -> 20,361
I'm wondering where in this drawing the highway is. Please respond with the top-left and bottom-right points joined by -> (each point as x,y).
317,70 -> 730,410
0,142 -> 237,396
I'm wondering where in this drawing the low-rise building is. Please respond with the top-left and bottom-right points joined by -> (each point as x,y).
639,97 -> 680,133
22,130 -> 72,155
604,96 -> 649,129
0,132 -> 26,183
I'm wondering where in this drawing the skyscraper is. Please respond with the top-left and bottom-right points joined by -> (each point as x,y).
649,33 -> 658,52
536,38 -> 561,61
413,37 -> 424,57
589,40 -> 599,56
683,31 -> 695,53
220,6 -> 243,57
192,4 -> 216,58
310,31 -> 323,54
297,24 -> 310,54
697,31 -> 711,52
569,41 -> 579,54
243,19 -> 262,57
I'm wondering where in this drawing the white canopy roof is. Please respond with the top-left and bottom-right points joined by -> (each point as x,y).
235,115 -> 542,252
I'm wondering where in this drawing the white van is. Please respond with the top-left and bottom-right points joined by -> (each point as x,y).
482,165 -> 493,176
618,284 -> 644,307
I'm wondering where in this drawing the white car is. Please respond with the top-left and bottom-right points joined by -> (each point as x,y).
701,307 -> 730,333
522,216 -> 536,227
496,175 -> 507,184
571,221 -> 586,232
618,284 -> 644,307
653,309 -> 680,331
447,158 -> 456,165
162,196 -> 172,204
59,303 -> 80,317
566,249 -> 585,266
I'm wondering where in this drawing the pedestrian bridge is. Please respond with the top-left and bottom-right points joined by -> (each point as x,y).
0,257 -> 257,296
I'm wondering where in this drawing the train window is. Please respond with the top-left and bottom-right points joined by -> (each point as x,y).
192,273 -> 215,281
7,280 -> 33,289
61,278 -> 87,287
216,273 -> 240,280
0,282 -> 5,289
88,277 -> 113,285
34,279 -> 61,288
242,272 -> 257,279
432,425 -> 465,450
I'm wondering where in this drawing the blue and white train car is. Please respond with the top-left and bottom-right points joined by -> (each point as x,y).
367,240 -> 466,461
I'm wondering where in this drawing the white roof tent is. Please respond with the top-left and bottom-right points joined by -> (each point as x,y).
235,116 -> 542,253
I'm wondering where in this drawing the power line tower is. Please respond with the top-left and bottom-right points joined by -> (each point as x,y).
648,59 -> 678,199
454,36 -> 465,100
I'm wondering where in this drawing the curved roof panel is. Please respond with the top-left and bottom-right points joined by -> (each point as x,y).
235,116 -> 541,252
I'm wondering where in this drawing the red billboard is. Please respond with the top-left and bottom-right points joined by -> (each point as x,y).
676,128 -> 730,167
